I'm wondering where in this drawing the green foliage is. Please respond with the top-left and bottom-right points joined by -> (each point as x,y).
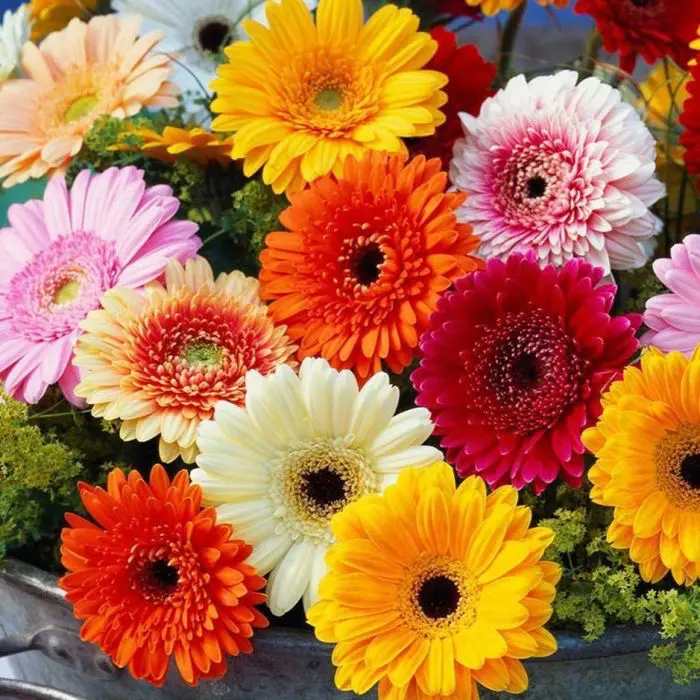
616,261 -> 666,315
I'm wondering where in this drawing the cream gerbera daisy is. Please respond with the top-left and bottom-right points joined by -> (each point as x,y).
211,0 -> 448,194
191,357 -> 443,616
0,5 -> 29,84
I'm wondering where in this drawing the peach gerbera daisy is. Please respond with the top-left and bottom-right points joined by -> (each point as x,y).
118,126 -> 235,167
0,14 -> 178,188
211,0 -> 448,194
74,257 -> 296,464
259,151 -> 482,380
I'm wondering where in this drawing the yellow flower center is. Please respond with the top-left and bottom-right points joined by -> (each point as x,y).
54,279 -> 82,305
399,558 -> 479,638
64,94 -> 99,124
655,423 -> 700,511
314,88 -> 345,111
271,438 -> 378,544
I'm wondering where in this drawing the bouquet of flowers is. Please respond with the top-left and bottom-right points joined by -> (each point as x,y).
1,0 -> 700,697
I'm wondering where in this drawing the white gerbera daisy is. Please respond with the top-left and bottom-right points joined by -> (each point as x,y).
111,0 -> 317,116
191,357 -> 442,617
450,70 -> 666,275
0,4 -> 29,84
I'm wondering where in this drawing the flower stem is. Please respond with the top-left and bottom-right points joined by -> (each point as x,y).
497,0 -> 527,85
581,29 -> 602,77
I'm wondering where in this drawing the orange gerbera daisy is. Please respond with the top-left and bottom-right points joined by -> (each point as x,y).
0,15 -> 178,187
60,464 -> 268,687
118,126 -> 235,167
29,0 -> 99,41
259,151 -> 482,379
74,257 -> 297,463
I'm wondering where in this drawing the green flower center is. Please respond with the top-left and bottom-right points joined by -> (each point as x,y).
315,88 -> 344,112
64,95 -> 99,124
182,341 -> 223,368
54,280 -> 82,305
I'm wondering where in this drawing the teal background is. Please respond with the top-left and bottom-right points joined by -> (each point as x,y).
0,179 -> 47,227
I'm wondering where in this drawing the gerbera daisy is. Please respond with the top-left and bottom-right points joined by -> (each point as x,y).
29,0 -> 98,41
575,0 -> 700,75
0,5 -> 29,84
412,254 -> 641,494
0,167 -> 200,406
192,357 -> 442,617
259,151 -> 481,380
435,0 -> 482,17
643,235 -> 700,356
112,0 -> 317,115
410,28 -> 495,171
464,0 -> 568,16
0,15 -> 178,188
308,462 -> 561,699
583,348 -> 700,585
451,70 -> 665,275
211,0 -> 448,194
680,35 -> 700,175
60,464 -> 268,687
117,126 -> 235,167
74,256 -> 296,464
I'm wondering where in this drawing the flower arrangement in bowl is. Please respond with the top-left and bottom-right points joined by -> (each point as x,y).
1,0 -> 700,699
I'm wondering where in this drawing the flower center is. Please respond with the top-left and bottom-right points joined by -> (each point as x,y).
64,94 -> 99,124
149,559 -> 180,590
182,340 -> 223,368
350,242 -> 385,286
196,17 -> 232,55
655,424 -> 700,511
271,438 -> 378,544
314,87 -> 345,112
526,176 -> 547,199
54,279 -> 82,305
418,575 -> 461,620
400,558 -> 478,638
512,352 -> 540,386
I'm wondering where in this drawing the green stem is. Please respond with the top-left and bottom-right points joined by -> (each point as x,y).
28,410 -> 90,421
675,166 -> 690,245
581,29 -> 602,77
497,0 -> 527,85
202,228 -> 232,248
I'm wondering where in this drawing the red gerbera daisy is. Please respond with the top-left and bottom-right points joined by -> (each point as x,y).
575,0 -> 700,75
680,40 -> 700,174
59,465 -> 268,687
411,27 -> 496,169
435,0 -> 483,18
412,254 -> 641,494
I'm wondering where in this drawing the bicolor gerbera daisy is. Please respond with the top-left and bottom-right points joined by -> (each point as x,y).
260,151 -> 481,380
192,357 -> 442,617
643,235 -> 700,356
451,71 -> 665,275
29,0 -> 98,41
118,126 -> 236,167
575,0 -> 700,75
410,28 -> 495,171
0,5 -> 29,84
583,348 -> 700,585
211,0 -> 448,194
0,15 -> 178,187
308,462 -> 561,699
112,0 -> 317,116
413,254 -> 641,494
60,465 -> 268,687
0,167 -> 200,406
74,257 -> 296,464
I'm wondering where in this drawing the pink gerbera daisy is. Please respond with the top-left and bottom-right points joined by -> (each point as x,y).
643,234 -> 700,355
0,166 -> 200,405
451,70 -> 665,275
412,253 -> 641,493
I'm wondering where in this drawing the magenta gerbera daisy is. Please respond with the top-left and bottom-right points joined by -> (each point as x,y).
450,70 -> 665,275
412,253 -> 641,493
0,167 -> 200,405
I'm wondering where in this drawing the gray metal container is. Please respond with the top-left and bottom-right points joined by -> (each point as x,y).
0,559 -> 697,700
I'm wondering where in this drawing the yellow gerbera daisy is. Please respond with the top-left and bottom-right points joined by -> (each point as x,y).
29,0 -> 98,41
465,0 -> 568,16
210,0 -> 448,195
583,348 -> 700,586
118,126 -> 235,167
308,462 -> 560,700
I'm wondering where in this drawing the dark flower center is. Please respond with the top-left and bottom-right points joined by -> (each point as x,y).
418,575 -> 461,619
680,454 -> 700,490
198,21 -> 231,54
149,560 -> 179,590
351,243 -> 385,286
526,176 -> 547,199
301,467 -> 347,508
513,352 -> 540,386
630,0 -> 653,6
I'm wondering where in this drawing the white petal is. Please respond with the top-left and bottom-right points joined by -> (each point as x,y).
246,532 -> 292,576
302,543 -> 330,612
266,539 -> 315,617
370,408 -> 435,456
375,445 -> 443,473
